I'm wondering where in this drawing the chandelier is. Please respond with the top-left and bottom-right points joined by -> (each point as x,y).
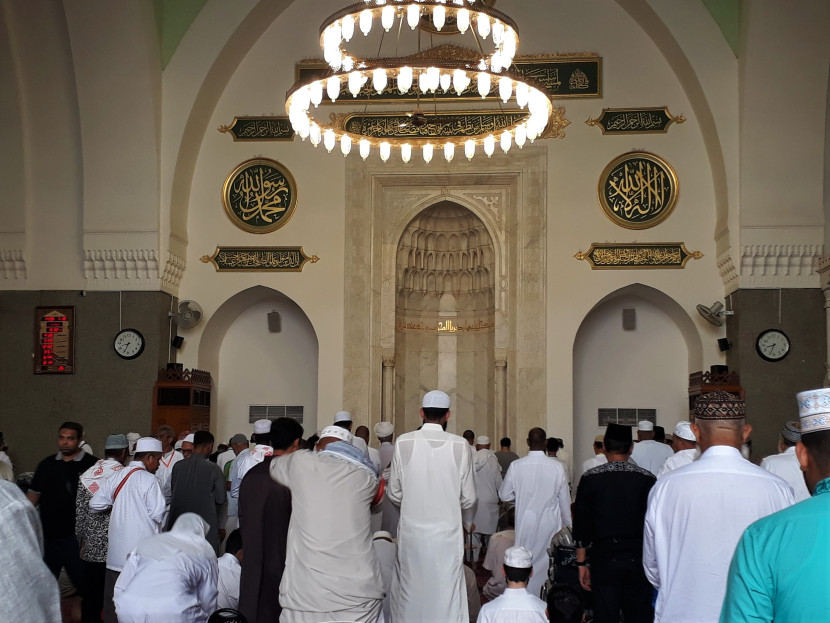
285,0 -> 554,163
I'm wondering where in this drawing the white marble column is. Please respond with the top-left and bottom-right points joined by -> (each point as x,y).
494,351 -> 508,439
382,351 -> 395,424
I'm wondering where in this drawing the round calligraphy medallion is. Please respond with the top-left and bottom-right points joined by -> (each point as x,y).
598,151 -> 678,230
222,158 -> 297,233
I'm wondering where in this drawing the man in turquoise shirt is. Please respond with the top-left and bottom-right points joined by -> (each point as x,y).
720,387 -> 830,622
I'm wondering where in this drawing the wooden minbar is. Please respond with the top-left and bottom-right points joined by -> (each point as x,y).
151,368 -> 213,434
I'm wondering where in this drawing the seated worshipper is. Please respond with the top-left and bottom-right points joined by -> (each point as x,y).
546,584 -> 584,623
218,529 -> 243,610
0,479 -> 63,623
476,546 -> 547,623
76,434 -> 129,623
114,513 -> 218,623
720,388 -> 830,622
238,417 -> 303,623
270,425 -> 384,623
464,561 -> 482,623
372,531 -> 396,623
482,507 -> 516,598
760,420 -> 810,502
657,420 -> 699,478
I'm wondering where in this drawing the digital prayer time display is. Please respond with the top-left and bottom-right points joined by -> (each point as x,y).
34,307 -> 75,374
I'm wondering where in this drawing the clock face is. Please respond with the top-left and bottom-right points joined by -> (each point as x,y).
756,329 -> 790,362
114,329 -> 145,360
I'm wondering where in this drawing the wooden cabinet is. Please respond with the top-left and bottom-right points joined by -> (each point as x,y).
151,368 -> 212,435
688,369 -> 743,421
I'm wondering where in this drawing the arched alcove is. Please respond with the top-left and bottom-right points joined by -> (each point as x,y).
572,284 -> 703,475
395,202 -> 496,435
198,285 -> 319,442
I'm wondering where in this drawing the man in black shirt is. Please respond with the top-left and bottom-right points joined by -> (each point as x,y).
27,421 -> 98,594
573,423 -> 655,623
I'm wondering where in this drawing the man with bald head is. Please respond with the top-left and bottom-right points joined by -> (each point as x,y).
500,427 -> 571,597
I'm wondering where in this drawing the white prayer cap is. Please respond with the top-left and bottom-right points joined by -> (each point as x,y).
504,545 -> 533,568
637,421 -> 654,432
797,388 -> 830,433
127,432 -> 141,455
334,410 -> 352,424
373,531 -> 394,541
374,421 -> 394,437
422,390 -> 451,409
253,419 -> 271,434
135,437 -> 163,453
319,425 -> 353,444
184,434 -> 195,443
477,436 -> 491,445
673,421 -> 696,442
174,440 -> 183,450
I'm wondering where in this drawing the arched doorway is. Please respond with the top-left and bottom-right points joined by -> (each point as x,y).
394,202 -> 496,435
572,284 -> 702,476
198,285 -> 319,442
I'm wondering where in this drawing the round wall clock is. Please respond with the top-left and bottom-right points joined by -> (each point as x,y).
114,328 -> 145,360
598,151 -> 679,229
222,158 -> 297,233
756,329 -> 790,362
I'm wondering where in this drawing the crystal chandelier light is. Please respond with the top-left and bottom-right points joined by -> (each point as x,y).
286,0 -> 554,163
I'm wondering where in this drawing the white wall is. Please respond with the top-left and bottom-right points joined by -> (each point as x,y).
216,296 -> 318,444
573,293 -> 689,473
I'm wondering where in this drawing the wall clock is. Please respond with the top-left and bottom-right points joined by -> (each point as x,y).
114,328 -> 145,360
756,329 -> 790,362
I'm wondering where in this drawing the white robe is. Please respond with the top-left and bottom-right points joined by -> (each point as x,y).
475,587 -> 548,623
499,451 -> 571,597
217,552 -> 241,610
656,448 -> 699,478
643,445 -> 794,623
155,449 -> 182,504
473,449 -> 503,535
760,446 -> 810,502
372,536 -> 396,623
90,461 -> 166,572
630,439 -> 674,476
575,453 -> 607,487
388,423 -> 477,623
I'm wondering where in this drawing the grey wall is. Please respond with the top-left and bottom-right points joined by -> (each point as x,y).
0,291 -> 174,472
726,289 -> 826,460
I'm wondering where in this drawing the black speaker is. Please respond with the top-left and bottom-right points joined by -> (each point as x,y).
710,364 -> 729,374
267,311 -> 281,333
171,335 -> 184,349
622,308 -> 636,331
717,338 -> 731,352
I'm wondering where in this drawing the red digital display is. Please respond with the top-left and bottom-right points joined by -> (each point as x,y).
34,307 -> 75,374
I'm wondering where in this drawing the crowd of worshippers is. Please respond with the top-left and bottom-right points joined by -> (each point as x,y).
2,386 -> 830,623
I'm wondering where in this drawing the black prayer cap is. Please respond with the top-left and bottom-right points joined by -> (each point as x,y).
604,423 -> 632,443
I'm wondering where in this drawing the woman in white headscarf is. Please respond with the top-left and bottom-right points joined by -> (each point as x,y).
114,512 -> 219,622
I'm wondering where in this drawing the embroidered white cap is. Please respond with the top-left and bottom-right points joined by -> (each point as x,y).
253,419 -> 271,434
135,437 -> 163,453
374,421 -> 394,437
673,421 -> 696,442
504,545 -> 533,568
797,388 -> 830,433
422,390 -> 451,409
637,421 -> 654,432
320,425 -> 353,444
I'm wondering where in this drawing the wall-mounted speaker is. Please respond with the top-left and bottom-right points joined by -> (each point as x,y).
622,308 -> 636,331
171,335 -> 184,350
267,311 -> 281,333
717,337 -> 731,352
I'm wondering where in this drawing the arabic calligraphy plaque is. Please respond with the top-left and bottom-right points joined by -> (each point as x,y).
200,247 -> 319,272
586,107 -> 685,135
295,54 -> 600,103
222,158 -> 297,233
574,242 -> 702,270
598,151 -> 678,229
218,117 -> 295,141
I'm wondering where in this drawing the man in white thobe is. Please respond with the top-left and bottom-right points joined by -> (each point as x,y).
271,426 -> 383,623
760,420 -> 810,502
471,435 -> 502,562
154,425 -> 182,505
476,546 -> 547,623
656,421 -> 700,478
630,421 -> 674,476
643,390 -> 795,623
90,437 -> 166,623
375,421 -> 394,472
372,531 -> 396,623
575,435 -> 606,487
388,390 -> 477,623
217,529 -> 243,610
231,419 -> 272,498
500,427 -> 571,598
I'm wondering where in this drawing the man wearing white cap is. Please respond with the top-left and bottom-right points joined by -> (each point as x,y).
180,433 -> 195,458
388,389 -> 477,623
720,387 -> 830,622
375,421 -> 400,537
759,420 -> 810,502
471,435 -> 502,563
374,421 -> 395,472
630,421 -> 674,476
231,419 -> 273,498
334,410 -> 353,431
89,437 -> 166,623
500,427 -> 571,598
270,425 -> 384,622
656,421 -> 699,478
643,391 -> 794,623
476,546 -> 547,622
